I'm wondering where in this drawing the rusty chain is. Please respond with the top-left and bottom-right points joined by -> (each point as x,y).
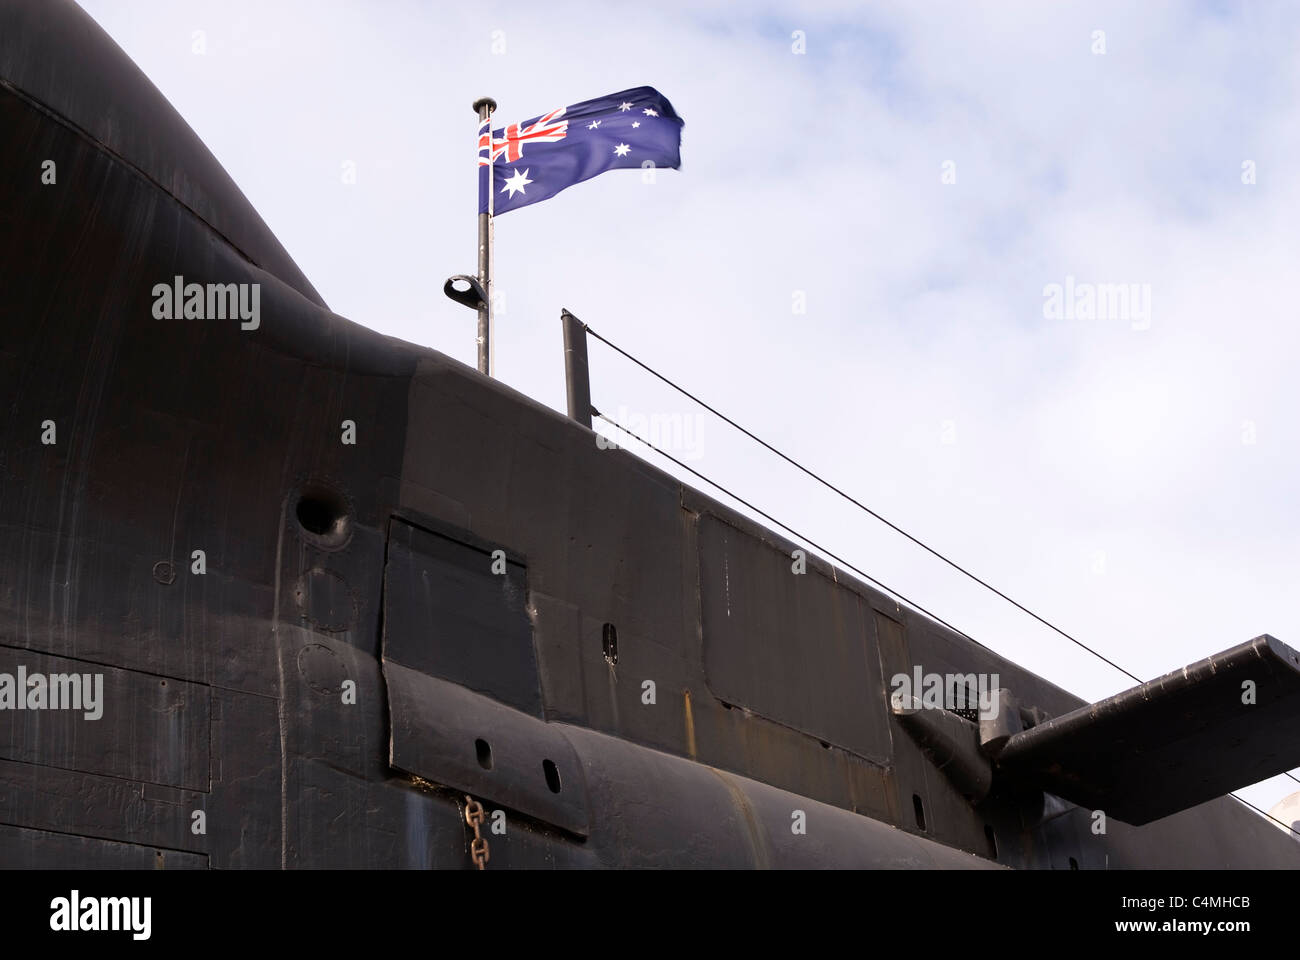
464,794 -> 489,870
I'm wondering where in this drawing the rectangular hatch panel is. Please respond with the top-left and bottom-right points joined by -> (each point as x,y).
382,515 -> 542,716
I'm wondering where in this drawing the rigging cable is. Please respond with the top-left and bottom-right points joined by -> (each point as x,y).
584,324 -> 1300,814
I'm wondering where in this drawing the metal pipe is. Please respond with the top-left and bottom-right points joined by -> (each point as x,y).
473,96 -> 497,375
561,309 -> 592,428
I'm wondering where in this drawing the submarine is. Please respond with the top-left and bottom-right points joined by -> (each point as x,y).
2,0 -> 1300,870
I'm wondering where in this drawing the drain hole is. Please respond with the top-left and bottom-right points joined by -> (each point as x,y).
543,758 -> 561,793
476,738 -> 493,770
297,498 -> 336,535
294,483 -> 350,546
602,623 -> 618,665
913,793 -> 927,831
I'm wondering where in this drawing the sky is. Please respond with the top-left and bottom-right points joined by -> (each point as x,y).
78,0 -> 1300,827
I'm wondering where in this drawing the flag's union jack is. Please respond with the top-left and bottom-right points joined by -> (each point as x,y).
478,107 -> 568,165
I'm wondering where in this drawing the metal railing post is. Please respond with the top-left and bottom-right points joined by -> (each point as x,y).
561,308 -> 592,428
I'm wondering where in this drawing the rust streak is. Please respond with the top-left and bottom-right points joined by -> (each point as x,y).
683,689 -> 697,759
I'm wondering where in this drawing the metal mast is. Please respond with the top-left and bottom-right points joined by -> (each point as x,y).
473,96 -> 497,376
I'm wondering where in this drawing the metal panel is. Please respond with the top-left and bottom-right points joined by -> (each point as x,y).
560,724 -> 1001,869
0,824 -> 207,869
699,514 -> 892,763
0,646 -> 210,792
382,517 -> 542,717
384,663 -> 588,837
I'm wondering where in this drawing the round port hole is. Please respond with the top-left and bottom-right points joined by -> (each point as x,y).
294,483 -> 351,548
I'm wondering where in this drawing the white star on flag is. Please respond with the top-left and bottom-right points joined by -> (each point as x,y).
631,121 -> 640,128
588,120 -> 601,129
614,143 -> 630,157
618,102 -> 632,111
501,168 -> 533,198
643,108 -> 658,117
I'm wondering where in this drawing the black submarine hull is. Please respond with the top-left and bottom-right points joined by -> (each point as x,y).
1,0 -> 1297,869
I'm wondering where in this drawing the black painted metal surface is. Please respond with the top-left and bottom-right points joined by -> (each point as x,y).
996,634 -> 1300,825
383,516 -> 542,717
1,0 -> 1298,869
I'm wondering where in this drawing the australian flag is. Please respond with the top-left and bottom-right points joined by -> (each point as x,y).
478,86 -> 683,215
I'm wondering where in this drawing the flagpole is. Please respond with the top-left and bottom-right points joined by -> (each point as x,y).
473,96 -> 497,376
